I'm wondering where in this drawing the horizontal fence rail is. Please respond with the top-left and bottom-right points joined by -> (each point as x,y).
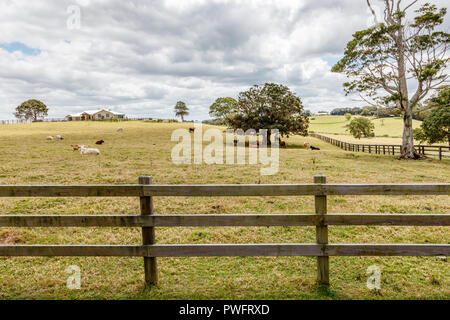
0,244 -> 448,257
0,175 -> 449,288
310,133 -> 450,160
0,184 -> 448,197
1,214 -> 449,227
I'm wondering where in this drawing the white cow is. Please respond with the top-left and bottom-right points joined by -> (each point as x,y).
79,145 -> 100,155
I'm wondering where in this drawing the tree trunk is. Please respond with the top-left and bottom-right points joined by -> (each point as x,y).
181,115 -> 184,122
400,107 -> 416,158
395,19 -> 421,160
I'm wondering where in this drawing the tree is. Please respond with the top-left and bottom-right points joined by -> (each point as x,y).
413,127 -> 428,144
345,113 -> 352,121
415,87 -> 450,145
415,107 -> 450,145
348,117 -> 375,139
415,85 -> 449,119
209,97 -> 238,125
174,101 -> 189,122
14,99 -> 48,121
228,83 -> 309,144
332,1 -> 449,159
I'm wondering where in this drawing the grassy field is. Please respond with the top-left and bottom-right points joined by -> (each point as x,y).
0,121 -> 448,300
309,116 -> 423,144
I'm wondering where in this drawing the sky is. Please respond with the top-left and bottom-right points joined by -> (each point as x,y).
0,0 -> 448,120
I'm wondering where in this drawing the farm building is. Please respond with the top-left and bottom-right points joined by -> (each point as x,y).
66,109 -> 126,121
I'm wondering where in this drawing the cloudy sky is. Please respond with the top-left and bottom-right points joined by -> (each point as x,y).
0,0 -> 448,120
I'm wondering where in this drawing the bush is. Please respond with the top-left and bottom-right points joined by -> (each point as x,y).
347,117 -> 375,139
413,128 -> 428,144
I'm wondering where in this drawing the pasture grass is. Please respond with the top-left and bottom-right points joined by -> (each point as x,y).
0,121 -> 448,300
309,115 -> 423,143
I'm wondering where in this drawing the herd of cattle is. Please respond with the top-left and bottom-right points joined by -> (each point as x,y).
45,127 -> 124,156
188,128 -> 320,150
45,126 -> 320,156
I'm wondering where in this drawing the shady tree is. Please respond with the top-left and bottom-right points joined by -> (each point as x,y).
332,1 -> 449,159
227,83 -> 309,144
14,99 -> 48,121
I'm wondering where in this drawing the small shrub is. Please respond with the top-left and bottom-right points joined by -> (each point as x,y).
347,117 -> 375,139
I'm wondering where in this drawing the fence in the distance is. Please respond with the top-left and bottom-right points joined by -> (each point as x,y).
0,175 -> 449,288
310,133 -> 450,160
0,117 -> 159,125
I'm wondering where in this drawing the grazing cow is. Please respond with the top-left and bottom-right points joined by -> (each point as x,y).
71,144 -> 81,151
279,141 -> 286,148
249,140 -> 260,148
79,145 -> 100,155
46,136 -> 54,141
304,142 -> 310,149
189,128 -> 195,133
310,145 -> 320,150
116,127 -> 123,132
56,135 -> 64,140
95,140 -> 105,145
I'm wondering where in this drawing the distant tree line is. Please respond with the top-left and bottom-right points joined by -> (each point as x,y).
330,106 -> 401,118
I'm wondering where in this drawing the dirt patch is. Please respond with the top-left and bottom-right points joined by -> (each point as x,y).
0,232 -> 22,244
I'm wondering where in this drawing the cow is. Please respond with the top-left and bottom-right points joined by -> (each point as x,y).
79,145 -> 100,155
310,145 -> 320,150
304,142 -> 310,149
95,140 -> 105,145
189,128 -> 195,133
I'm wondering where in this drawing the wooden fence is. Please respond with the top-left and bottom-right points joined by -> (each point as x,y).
0,175 -> 449,288
310,133 -> 450,160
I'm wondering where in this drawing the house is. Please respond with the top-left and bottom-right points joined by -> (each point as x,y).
66,109 -> 126,121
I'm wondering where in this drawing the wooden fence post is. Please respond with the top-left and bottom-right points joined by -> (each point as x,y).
314,175 -> 329,286
139,176 -> 158,288
439,147 -> 442,160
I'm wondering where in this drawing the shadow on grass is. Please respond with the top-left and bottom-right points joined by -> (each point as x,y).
314,285 -> 339,299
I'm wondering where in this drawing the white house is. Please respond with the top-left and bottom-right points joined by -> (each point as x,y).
66,109 -> 126,121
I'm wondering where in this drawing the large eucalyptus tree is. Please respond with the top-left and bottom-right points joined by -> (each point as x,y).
332,1 -> 449,158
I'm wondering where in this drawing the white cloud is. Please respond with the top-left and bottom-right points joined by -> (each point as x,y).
0,0 -> 448,119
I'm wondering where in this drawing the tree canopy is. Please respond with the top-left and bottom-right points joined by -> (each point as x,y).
414,86 -> 450,145
225,83 -> 309,143
348,117 -> 375,139
14,99 -> 48,121
174,101 -> 189,122
209,97 -> 238,125
332,1 -> 449,158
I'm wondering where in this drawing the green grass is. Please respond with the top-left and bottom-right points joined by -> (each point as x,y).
309,116 -> 423,143
0,121 -> 448,299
